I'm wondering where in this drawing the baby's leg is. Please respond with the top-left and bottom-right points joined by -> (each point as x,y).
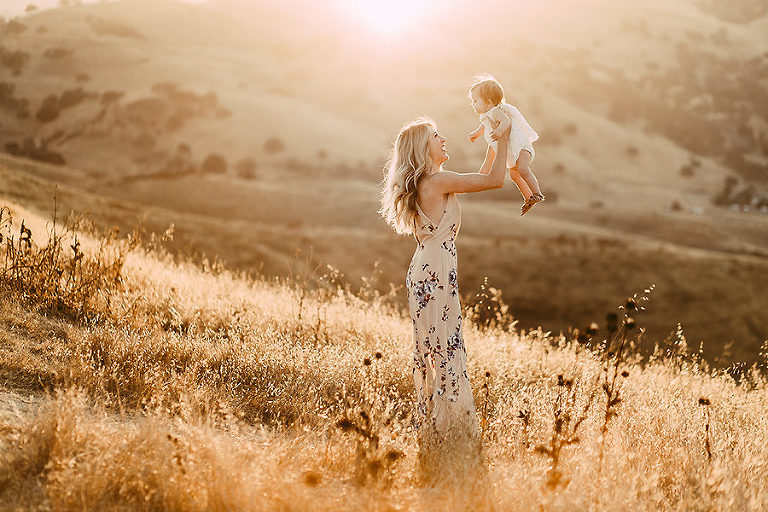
515,150 -> 542,196
509,166 -> 532,200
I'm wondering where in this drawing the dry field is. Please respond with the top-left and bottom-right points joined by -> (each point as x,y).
1,2 -> 767,507
1,201 -> 768,511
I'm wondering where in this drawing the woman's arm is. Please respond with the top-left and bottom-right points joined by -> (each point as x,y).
430,127 -> 509,194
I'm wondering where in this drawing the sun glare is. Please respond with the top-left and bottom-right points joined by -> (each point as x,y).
336,0 -> 439,37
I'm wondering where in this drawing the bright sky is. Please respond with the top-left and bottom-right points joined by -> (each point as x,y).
3,0 -> 447,39
332,0 -> 442,37
0,0 -> 210,18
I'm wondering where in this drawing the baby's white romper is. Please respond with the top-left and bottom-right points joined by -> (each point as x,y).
480,103 -> 539,167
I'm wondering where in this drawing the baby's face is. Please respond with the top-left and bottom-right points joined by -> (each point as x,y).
470,91 -> 492,115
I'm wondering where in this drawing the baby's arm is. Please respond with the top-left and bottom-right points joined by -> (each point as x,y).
488,109 -> 511,141
468,124 -> 484,142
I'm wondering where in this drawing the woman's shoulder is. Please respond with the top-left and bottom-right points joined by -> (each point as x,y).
419,172 -> 454,195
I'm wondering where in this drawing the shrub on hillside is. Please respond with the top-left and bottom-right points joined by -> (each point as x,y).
0,81 -> 29,117
35,94 -> 60,122
202,154 -> 227,174
1,20 -> 27,35
679,164 -> 695,177
4,139 -> 66,165
679,155 -> 701,178
0,207 -> 135,323
100,90 -> 124,105
0,46 -> 30,76
43,47 -> 73,60
264,137 -> 285,154
58,88 -> 89,109
235,158 -> 257,179
86,15 -> 144,40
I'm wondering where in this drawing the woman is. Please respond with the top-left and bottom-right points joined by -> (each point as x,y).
379,117 -> 510,472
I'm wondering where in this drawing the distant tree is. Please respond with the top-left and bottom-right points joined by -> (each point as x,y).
26,5 -> 38,12
264,137 -> 285,154
75,72 -> 90,82
36,94 -> 59,122
235,158 -> 257,179
58,88 -> 88,109
4,20 -> 27,35
202,154 -> 227,174
4,138 -> 65,165
43,47 -> 73,59
0,47 -> 30,75
100,90 -> 124,106
176,143 -> 191,157
679,164 -> 695,178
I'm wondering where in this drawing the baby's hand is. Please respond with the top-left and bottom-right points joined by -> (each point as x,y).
468,130 -> 480,142
490,130 -> 501,141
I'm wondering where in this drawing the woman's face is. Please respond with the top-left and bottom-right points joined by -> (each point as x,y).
427,126 -> 448,168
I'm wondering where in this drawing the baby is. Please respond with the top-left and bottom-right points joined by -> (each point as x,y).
468,75 -> 544,215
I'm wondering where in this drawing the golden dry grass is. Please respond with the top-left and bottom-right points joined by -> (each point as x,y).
1,207 -> 767,511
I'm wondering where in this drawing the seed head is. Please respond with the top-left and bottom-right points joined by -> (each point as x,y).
625,297 -> 637,311
336,418 -> 354,432
485,371 -> 491,378
621,370 -> 629,378
303,471 -> 322,487
625,317 -> 636,330
557,374 -> 565,386
586,322 -> 599,336
698,397 -> 710,406
375,352 -> 382,360
363,357 -> 371,366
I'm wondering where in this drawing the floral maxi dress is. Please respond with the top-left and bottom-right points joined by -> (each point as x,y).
406,193 -> 480,449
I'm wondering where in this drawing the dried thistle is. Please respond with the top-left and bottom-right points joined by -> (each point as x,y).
698,397 -> 713,462
597,285 -> 655,473
535,373 -> 596,491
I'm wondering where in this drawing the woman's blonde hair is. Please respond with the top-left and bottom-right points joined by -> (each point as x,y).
379,118 -> 436,235
469,73 -> 504,106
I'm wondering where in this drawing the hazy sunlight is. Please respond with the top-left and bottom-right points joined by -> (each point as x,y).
335,0 -> 441,37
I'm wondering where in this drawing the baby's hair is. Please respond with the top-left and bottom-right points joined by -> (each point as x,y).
469,73 -> 504,106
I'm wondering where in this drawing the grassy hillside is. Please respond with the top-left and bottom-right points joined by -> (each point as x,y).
0,0 -> 766,361
1,204 -> 768,510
